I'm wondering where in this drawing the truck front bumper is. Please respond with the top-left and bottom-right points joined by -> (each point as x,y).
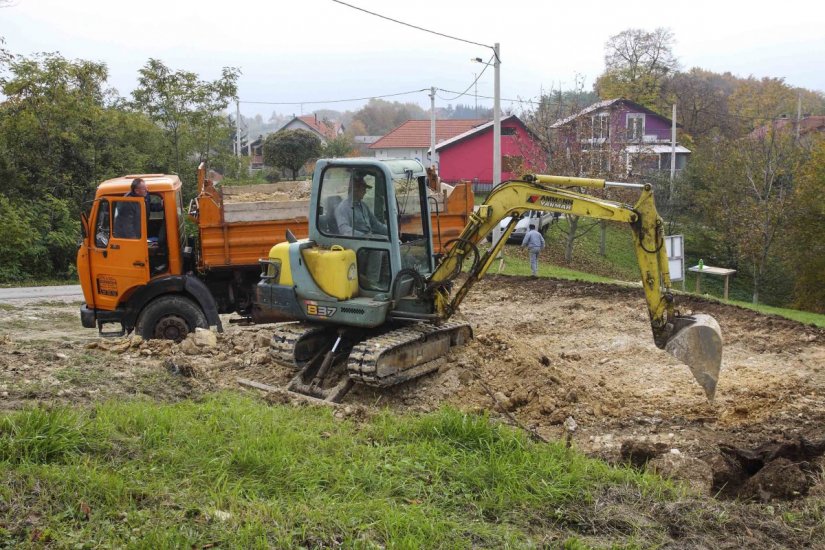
80,304 -> 96,328
80,304 -> 125,329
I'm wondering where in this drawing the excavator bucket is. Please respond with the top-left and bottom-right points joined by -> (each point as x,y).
665,314 -> 723,400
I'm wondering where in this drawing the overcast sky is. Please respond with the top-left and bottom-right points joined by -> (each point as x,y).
2,0 -> 823,118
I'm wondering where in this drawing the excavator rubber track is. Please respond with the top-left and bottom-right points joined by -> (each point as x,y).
270,322 -> 334,368
347,320 -> 473,387
269,320 -> 473,395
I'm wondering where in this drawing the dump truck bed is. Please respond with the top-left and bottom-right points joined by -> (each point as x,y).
195,181 -> 310,270
193,180 -> 474,271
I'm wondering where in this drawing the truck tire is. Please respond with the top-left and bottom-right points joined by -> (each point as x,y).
135,295 -> 208,342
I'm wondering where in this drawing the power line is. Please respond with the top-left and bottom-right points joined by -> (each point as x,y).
437,88 -> 539,105
436,55 -> 494,102
240,88 -> 429,106
331,0 -> 492,50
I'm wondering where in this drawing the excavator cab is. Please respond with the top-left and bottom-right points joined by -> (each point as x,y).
254,158 -> 438,329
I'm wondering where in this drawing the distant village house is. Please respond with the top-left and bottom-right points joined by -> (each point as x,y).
550,98 -> 690,177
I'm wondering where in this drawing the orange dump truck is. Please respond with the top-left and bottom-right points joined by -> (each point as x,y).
77,159 -> 473,340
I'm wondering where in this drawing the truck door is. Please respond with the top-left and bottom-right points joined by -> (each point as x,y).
88,197 -> 150,310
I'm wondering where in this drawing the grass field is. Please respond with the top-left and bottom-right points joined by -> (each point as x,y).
0,394 -> 680,548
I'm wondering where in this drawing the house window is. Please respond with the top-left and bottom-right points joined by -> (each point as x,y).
627,114 -> 645,141
592,112 -> 610,140
502,126 -> 516,136
589,149 -> 611,174
502,155 -> 524,174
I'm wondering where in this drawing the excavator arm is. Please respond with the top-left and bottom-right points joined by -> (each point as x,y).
426,175 -> 723,399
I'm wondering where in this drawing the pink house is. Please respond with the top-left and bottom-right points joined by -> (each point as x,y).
434,115 -> 543,187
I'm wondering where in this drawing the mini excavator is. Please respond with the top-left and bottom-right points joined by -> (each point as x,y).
253,158 -> 723,402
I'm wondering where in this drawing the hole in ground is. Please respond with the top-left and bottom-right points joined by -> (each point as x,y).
713,436 -> 825,501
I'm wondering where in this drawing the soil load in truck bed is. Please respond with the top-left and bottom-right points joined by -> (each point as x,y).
195,178 -> 474,269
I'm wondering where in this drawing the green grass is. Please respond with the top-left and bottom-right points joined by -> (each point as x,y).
487,252 -> 617,283
478,218 -> 639,284
722,299 -> 825,328
0,394 -> 678,548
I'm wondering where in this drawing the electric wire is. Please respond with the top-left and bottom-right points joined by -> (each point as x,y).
437,88 -> 540,105
239,88 -> 429,106
435,56 -> 493,102
330,0 -> 492,50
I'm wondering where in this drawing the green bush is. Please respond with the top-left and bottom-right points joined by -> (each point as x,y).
263,167 -> 281,183
0,195 -> 80,282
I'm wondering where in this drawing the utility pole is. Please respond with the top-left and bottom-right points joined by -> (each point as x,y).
796,93 -> 802,142
473,73 -> 478,116
236,99 -> 242,173
429,86 -> 436,169
493,42 -> 501,186
670,103 -> 676,191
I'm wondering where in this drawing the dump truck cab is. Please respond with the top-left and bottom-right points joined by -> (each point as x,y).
77,174 -> 220,338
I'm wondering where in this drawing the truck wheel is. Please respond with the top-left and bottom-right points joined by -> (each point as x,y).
135,295 -> 208,342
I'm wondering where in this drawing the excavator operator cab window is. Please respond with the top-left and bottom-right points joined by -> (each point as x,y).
317,166 -> 388,239
394,174 -> 433,274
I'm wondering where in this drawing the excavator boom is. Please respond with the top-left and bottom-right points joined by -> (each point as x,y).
426,175 -> 723,399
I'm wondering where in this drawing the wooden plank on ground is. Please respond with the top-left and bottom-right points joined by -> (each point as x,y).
237,377 -> 342,408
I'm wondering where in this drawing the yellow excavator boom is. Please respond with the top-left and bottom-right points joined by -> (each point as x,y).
427,175 -> 723,399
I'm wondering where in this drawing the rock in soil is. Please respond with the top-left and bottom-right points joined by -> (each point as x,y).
649,453 -> 714,495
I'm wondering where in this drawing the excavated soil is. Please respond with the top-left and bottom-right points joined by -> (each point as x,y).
222,180 -> 311,203
2,278 -> 824,507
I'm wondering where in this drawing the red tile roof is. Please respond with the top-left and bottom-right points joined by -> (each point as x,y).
369,119 -> 488,149
295,115 -> 342,140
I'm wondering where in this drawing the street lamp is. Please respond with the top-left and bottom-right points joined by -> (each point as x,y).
472,43 -> 501,186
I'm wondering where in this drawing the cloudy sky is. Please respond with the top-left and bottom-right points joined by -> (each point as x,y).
2,0 -> 823,117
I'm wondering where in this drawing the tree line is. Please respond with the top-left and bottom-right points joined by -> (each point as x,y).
0,49 -> 240,281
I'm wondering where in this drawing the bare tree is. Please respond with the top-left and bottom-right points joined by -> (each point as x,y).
596,28 -> 679,110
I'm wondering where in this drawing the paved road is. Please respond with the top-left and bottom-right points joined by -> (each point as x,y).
0,285 -> 83,303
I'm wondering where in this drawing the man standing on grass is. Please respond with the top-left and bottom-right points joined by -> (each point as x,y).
521,224 -> 546,277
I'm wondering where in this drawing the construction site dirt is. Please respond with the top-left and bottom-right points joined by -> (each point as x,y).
2,276 -> 824,508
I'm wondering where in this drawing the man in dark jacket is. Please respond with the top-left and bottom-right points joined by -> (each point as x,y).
115,178 -> 152,239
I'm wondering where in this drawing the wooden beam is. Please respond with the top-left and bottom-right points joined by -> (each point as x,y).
237,378 -> 342,408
